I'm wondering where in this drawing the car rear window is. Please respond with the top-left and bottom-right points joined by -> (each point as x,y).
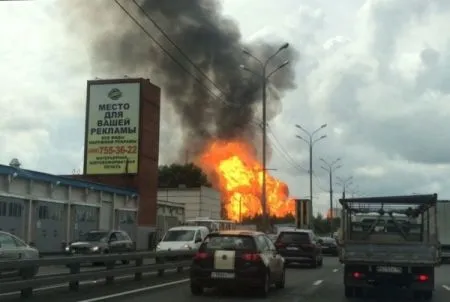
200,235 -> 256,251
278,232 -> 311,244
321,237 -> 336,243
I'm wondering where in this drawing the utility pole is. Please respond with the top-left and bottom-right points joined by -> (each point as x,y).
295,124 -> 327,229
241,43 -> 290,232
320,158 -> 342,234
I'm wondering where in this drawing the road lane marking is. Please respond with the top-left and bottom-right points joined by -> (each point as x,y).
77,278 -> 190,301
313,280 -> 323,286
333,269 -> 339,272
443,285 -> 450,291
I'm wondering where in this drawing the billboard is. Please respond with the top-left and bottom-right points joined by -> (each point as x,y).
84,81 -> 141,175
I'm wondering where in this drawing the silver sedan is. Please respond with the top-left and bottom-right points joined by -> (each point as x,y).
0,231 -> 40,278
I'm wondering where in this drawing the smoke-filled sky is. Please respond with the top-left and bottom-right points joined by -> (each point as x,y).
2,0 -> 450,215
61,0 -> 298,158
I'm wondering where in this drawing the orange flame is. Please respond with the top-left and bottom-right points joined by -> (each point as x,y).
197,139 -> 295,221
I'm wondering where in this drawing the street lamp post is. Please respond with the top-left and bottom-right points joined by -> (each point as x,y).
295,124 -> 327,229
347,185 -> 360,198
320,158 -> 342,233
337,176 -> 353,199
240,43 -> 290,232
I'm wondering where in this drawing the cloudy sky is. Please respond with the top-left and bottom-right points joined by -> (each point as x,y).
1,0 -> 450,215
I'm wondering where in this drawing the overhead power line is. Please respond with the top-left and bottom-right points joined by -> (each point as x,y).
113,0 -> 305,175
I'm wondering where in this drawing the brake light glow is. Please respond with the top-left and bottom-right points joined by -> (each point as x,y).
242,253 -> 261,261
418,274 -> 429,282
352,272 -> 362,279
193,252 -> 209,260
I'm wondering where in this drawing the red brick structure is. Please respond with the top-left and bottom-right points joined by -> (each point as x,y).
68,78 -> 161,228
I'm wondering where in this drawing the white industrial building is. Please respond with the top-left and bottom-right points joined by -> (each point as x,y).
0,164 -> 138,253
157,186 -> 222,221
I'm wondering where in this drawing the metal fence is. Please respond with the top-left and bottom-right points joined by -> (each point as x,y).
0,250 -> 195,299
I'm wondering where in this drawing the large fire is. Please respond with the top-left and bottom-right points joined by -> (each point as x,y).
197,139 -> 295,221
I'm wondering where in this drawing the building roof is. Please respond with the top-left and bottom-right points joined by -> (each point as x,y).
0,165 -> 137,196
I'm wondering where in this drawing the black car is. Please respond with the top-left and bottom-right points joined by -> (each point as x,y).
65,230 -> 135,263
319,237 -> 338,256
274,229 -> 323,268
190,230 -> 285,297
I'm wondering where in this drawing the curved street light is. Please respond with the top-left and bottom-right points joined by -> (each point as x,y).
240,43 -> 290,232
320,158 -> 342,232
295,124 -> 327,228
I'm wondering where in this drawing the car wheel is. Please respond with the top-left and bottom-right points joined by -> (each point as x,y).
311,257 -> 318,268
414,290 -> 432,300
190,282 -> 203,296
422,290 -> 433,301
275,267 -> 285,289
257,272 -> 270,297
354,287 -> 363,298
344,286 -> 354,298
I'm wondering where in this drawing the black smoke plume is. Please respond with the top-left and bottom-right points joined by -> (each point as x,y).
61,0 -> 298,159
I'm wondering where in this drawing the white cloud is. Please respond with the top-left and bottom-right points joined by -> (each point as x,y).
3,0 -> 450,216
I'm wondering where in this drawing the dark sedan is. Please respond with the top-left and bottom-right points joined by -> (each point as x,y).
319,236 -> 338,256
190,230 -> 285,297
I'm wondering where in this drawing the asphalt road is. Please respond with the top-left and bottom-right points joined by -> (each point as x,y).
3,257 -> 450,301
86,257 -> 450,302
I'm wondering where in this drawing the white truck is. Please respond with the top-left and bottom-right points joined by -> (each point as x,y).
437,200 -> 450,261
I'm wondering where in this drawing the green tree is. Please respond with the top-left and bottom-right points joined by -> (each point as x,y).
313,213 -> 341,235
158,163 -> 211,188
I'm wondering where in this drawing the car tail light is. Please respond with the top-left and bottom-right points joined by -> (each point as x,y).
352,272 -> 363,279
418,274 -> 429,282
242,253 -> 261,261
193,252 -> 209,260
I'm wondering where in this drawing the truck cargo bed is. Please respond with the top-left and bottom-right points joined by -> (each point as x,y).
342,242 -> 438,265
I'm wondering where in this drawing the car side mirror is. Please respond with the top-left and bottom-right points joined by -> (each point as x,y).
195,238 -> 202,243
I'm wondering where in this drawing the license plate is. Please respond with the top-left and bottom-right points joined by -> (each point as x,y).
211,272 -> 235,279
376,266 -> 402,274
286,247 -> 299,250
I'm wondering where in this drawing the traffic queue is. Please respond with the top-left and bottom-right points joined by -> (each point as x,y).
154,222 -> 338,298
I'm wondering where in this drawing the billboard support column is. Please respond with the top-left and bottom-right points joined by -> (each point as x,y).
295,199 -> 310,229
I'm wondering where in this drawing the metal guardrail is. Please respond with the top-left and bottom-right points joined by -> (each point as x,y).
0,250 -> 196,298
